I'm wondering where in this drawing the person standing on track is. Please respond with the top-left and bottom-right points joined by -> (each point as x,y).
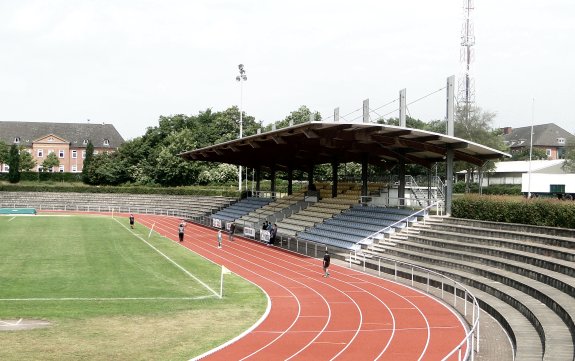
129,214 -> 135,229
323,250 -> 331,278
229,223 -> 236,242
178,221 -> 186,242
217,229 -> 222,249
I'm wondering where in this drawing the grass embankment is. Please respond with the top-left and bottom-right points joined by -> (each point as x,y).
0,215 -> 266,360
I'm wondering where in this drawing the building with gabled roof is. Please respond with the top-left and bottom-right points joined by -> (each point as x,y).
502,123 -> 575,160
0,121 -> 124,173
460,159 -> 568,186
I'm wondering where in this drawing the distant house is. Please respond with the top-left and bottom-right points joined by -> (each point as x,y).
461,160 -> 567,186
502,123 -> 575,160
0,121 -> 124,173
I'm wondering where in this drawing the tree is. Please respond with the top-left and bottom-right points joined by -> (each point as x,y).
82,141 -> 94,183
511,147 -> 548,161
8,144 -> 20,183
454,105 -> 507,193
83,152 -> 129,185
19,148 -> 36,171
562,140 -> 575,173
42,152 -> 60,172
269,106 -> 321,131
0,142 -> 9,166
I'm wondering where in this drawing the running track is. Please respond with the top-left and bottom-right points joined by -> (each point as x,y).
135,215 -> 467,361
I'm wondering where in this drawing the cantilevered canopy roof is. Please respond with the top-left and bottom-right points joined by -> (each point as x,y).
179,122 -> 510,171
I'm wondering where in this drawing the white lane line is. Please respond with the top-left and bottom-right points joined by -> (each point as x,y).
113,217 -> 220,298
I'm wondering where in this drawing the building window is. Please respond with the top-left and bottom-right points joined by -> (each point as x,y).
558,138 -> 566,144
3,165 -> 9,172
82,150 -> 86,159
94,150 -> 98,155
546,149 -> 552,157
14,137 -> 20,143
37,149 -> 44,157
83,139 -> 89,145
72,150 -> 77,159
59,165 -> 65,172
72,165 -> 77,172
48,149 -> 54,155
59,150 -> 65,158
103,139 -> 110,146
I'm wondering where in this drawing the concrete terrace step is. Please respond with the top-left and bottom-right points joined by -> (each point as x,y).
423,223 -> 575,257
377,245 -> 575,361
406,233 -> 575,278
436,217 -> 575,246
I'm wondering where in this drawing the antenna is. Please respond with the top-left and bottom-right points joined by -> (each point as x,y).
457,0 -> 475,114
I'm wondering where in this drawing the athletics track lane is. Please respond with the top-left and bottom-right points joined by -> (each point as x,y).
137,215 -> 468,360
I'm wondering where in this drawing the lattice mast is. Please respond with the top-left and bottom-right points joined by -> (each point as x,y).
458,0 -> 475,111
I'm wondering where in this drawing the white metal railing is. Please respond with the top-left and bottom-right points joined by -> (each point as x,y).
360,195 -> 445,216
355,202 -> 438,247
349,252 -> 480,361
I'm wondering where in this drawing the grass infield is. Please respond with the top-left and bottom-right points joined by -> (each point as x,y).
0,215 -> 266,360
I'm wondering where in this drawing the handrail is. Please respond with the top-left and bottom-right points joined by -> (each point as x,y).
349,252 -> 480,361
355,202 -> 439,247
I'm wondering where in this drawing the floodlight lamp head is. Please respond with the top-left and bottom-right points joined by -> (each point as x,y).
242,75 -> 247,81
236,76 -> 241,81
238,64 -> 244,70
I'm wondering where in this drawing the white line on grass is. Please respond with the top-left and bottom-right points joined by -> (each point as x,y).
8,217 -> 15,222
112,217 -> 220,298
0,318 -> 22,326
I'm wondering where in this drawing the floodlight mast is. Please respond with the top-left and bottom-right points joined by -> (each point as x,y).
236,64 -> 247,192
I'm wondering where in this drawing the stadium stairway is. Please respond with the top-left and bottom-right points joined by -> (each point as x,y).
361,217 -> 575,361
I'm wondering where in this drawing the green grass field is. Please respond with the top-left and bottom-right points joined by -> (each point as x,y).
0,215 -> 266,360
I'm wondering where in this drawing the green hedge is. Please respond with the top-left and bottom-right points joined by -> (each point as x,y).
453,182 -> 522,195
0,172 -> 83,182
453,195 -> 575,229
0,183 -> 239,198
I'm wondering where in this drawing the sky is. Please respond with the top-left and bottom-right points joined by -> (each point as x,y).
0,0 -> 573,140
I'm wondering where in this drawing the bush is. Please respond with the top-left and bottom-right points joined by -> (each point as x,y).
0,183 -> 239,197
0,172 -> 83,182
453,182 -> 521,195
453,195 -> 575,229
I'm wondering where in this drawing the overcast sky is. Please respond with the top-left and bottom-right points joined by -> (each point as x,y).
0,0 -> 573,140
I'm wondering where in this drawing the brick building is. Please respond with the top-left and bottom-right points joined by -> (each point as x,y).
502,123 -> 575,160
0,121 -> 124,173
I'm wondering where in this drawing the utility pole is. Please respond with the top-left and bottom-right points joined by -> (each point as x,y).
236,64 -> 247,193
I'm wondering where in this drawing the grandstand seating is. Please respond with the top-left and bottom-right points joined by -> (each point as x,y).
0,191 -> 233,219
236,192 -> 307,228
363,217 -> 575,361
211,197 -> 273,222
296,205 -> 427,250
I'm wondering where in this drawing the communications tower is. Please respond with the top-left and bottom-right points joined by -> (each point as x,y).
458,0 -> 475,113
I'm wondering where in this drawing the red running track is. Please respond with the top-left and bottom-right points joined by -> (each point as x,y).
134,215 -> 467,361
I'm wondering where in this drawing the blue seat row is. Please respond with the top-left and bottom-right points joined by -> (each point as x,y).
297,232 -> 360,251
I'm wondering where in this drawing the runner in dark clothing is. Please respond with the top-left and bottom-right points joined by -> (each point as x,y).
129,214 -> 135,229
178,222 -> 186,242
323,250 -> 331,278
